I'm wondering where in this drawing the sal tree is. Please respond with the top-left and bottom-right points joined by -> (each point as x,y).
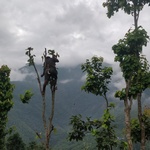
103,0 -> 150,149
0,65 -> 14,150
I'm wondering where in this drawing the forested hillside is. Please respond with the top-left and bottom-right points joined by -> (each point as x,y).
7,64 -> 150,149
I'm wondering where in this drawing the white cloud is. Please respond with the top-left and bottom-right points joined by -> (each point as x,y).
0,0 -> 150,73
59,79 -> 73,84
10,69 -> 27,81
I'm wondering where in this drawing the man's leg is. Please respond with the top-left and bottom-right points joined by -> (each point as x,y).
42,73 -> 49,95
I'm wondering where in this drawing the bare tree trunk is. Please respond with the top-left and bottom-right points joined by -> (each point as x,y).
46,89 -> 55,150
32,64 -> 55,150
124,99 -> 133,150
137,93 -> 146,150
42,95 -> 47,149
124,80 -> 133,150
133,4 -> 145,149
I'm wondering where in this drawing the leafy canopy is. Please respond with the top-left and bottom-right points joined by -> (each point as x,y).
81,56 -> 113,97
68,105 -> 124,150
0,65 -> 14,149
103,0 -> 150,18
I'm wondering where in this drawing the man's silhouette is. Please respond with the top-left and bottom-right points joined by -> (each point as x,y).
41,55 -> 59,95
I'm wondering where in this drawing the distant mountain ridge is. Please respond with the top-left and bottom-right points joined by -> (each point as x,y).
8,64 -> 150,149
9,65 -> 109,148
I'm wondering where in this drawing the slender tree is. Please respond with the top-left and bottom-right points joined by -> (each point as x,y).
113,27 -> 149,149
103,1 -> 150,149
25,47 -> 59,150
0,65 -> 14,150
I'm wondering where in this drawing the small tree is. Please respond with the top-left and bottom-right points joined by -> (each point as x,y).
0,65 -> 14,150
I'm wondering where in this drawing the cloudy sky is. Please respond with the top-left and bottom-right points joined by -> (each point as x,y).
0,0 -> 150,80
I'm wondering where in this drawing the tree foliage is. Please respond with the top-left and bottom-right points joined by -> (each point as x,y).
20,90 -> 34,104
68,57 -> 122,149
0,65 -> 14,150
112,25 -> 150,149
103,0 -> 150,18
81,56 -> 113,108
113,27 -> 149,81
131,115 -> 150,143
103,0 -> 150,147
68,105 -> 120,150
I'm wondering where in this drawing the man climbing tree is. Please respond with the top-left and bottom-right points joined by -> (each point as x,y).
25,47 -> 59,150
41,52 -> 59,95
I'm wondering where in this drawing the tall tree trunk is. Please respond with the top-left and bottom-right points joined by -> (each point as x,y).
124,99 -> 133,150
42,95 -> 47,149
137,93 -> 146,150
133,3 -> 145,149
124,80 -> 133,150
47,90 -> 55,149
133,1 -> 139,30
44,89 -> 55,150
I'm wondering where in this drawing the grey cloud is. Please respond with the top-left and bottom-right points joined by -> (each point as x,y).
10,69 -> 34,81
0,0 -> 150,75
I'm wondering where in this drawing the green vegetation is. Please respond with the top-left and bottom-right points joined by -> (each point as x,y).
68,56 -> 122,150
6,132 -> 26,150
103,0 -> 150,149
20,90 -> 34,104
0,65 -> 14,150
68,105 -> 122,150
81,56 -> 113,108
2,65 -> 150,149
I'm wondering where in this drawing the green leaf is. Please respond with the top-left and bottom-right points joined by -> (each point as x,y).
20,90 -> 34,104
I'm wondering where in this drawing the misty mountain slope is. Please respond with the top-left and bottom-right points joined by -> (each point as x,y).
8,65 -> 110,144
8,64 -> 150,149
